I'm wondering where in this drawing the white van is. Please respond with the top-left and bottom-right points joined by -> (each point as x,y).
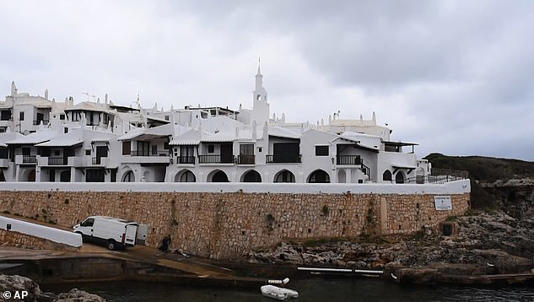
73,216 -> 148,250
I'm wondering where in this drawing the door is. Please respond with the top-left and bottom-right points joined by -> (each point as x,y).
136,224 -> 148,245
273,143 -> 299,163
96,146 -> 108,164
124,224 -> 137,246
79,218 -> 95,236
220,143 -> 233,163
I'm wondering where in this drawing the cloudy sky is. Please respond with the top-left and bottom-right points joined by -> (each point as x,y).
1,1 -> 533,160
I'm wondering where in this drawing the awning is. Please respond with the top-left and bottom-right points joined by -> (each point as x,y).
35,137 -> 83,147
383,141 -> 418,146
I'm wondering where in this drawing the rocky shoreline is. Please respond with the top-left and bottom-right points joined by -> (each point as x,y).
0,274 -> 105,302
246,209 -> 534,285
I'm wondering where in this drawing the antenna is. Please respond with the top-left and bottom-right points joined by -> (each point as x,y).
81,92 -> 96,102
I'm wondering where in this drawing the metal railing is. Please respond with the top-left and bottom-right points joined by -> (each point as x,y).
431,168 -> 469,179
92,157 -> 106,165
130,150 -> 169,157
175,156 -> 195,164
405,174 -> 466,184
32,119 -> 49,125
237,154 -> 255,165
266,154 -> 302,163
198,154 -> 235,164
23,155 -> 37,163
48,157 -> 68,165
336,155 -> 362,165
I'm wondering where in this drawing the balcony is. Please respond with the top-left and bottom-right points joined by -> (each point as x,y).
237,154 -> 255,165
48,157 -> 69,165
122,150 -> 170,164
32,119 -> 49,126
198,155 -> 235,164
0,158 -> 9,168
175,156 -> 195,164
336,155 -> 362,165
91,157 -> 110,166
23,155 -> 37,164
266,154 -> 301,164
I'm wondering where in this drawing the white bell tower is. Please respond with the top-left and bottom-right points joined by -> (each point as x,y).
252,58 -> 269,126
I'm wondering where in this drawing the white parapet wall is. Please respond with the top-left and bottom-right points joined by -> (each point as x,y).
0,215 -> 82,248
0,179 -> 471,195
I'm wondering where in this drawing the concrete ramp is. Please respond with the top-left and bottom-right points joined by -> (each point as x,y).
0,215 -> 82,248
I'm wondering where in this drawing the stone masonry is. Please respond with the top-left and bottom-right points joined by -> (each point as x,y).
0,191 -> 469,259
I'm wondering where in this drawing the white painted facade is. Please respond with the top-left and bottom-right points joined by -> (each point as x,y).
0,66 -> 432,184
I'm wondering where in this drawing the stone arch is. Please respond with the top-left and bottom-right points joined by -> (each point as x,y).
21,168 -> 36,182
207,169 -> 229,182
383,170 -> 392,182
122,170 -> 135,182
307,169 -> 330,183
175,169 -> 196,182
273,170 -> 295,183
395,171 -> 405,184
338,170 -> 346,183
241,170 -> 262,182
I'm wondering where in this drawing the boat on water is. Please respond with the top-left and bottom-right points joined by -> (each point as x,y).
260,285 -> 299,301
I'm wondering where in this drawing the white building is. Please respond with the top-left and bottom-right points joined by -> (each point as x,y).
0,66 -> 431,184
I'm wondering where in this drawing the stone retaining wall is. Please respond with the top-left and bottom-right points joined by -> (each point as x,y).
0,188 -> 469,259
0,228 -> 78,251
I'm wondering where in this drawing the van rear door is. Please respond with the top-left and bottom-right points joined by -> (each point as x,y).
124,224 -> 137,246
136,224 -> 148,245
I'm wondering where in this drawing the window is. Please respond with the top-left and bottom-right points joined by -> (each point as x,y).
208,145 -> 214,153
164,115 -> 169,121
164,142 -> 169,150
258,147 -> 262,153
122,141 -> 131,155
315,145 -> 329,156
81,218 -> 94,227
19,112 -> 24,121
85,149 -> 91,156
151,145 -> 158,155
0,110 -> 11,121
60,114 -> 65,120
64,127 -> 68,134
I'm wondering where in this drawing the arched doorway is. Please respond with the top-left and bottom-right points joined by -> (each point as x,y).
395,172 -> 405,184
416,167 -> 425,184
241,170 -> 261,182
122,170 -> 135,182
175,170 -> 196,182
0,170 -> 5,182
60,170 -> 71,182
274,170 -> 295,183
338,170 -> 346,183
307,169 -> 330,183
383,170 -> 392,182
209,170 -> 229,182
26,169 -> 36,182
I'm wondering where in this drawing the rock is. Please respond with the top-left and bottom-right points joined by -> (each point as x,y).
0,275 -> 105,302
54,288 -> 105,302
0,275 -> 41,302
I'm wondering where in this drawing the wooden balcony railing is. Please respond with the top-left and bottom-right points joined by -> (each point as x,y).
266,154 -> 301,163
23,155 -> 37,163
237,155 -> 255,165
176,156 -> 195,164
336,155 -> 362,165
198,155 -> 235,164
48,157 -> 68,165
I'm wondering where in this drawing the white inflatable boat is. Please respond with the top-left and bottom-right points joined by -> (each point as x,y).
260,285 -> 299,301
